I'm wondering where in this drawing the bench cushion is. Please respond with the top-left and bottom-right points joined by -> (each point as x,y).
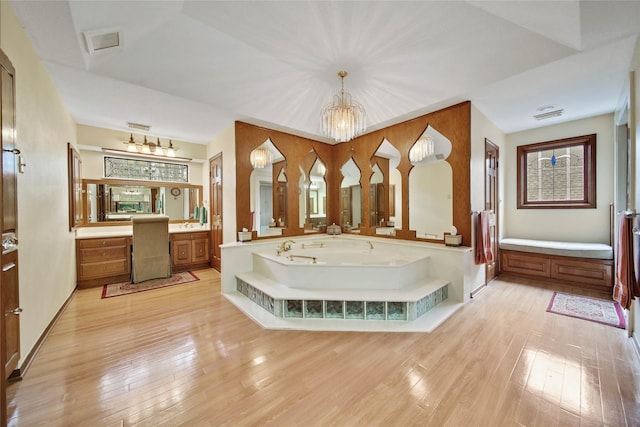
499,238 -> 613,260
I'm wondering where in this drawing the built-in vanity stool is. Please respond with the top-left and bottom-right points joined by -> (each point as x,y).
76,229 -> 210,289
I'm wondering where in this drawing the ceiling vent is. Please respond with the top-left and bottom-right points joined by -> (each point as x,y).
533,109 -> 564,121
83,29 -> 122,55
127,122 -> 151,132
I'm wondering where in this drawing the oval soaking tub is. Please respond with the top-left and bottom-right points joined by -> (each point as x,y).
252,238 -> 430,290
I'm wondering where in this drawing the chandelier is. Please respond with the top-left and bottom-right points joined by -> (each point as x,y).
409,134 -> 435,163
250,146 -> 271,168
126,134 -> 176,157
321,71 -> 366,142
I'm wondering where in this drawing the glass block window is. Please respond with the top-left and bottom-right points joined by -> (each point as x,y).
517,134 -> 596,209
104,157 -> 188,182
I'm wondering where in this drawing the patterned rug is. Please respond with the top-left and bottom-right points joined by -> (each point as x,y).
101,271 -> 199,298
546,292 -> 626,329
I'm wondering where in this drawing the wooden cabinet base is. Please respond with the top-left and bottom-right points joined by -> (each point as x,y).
501,249 -> 613,294
77,273 -> 131,289
171,232 -> 210,273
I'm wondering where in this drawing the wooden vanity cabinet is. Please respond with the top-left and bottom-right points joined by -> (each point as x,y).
170,231 -> 210,272
76,237 -> 131,289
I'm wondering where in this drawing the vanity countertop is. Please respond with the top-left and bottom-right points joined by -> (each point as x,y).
75,225 -> 210,239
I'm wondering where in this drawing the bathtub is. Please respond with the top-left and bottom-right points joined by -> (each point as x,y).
252,238 -> 430,290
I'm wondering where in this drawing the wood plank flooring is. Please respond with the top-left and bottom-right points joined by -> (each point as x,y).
6,269 -> 640,426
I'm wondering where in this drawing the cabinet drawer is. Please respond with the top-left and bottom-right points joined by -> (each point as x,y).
77,237 -> 129,249
79,259 -> 129,279
171,232 -> 208,242
80,245 -> 129,263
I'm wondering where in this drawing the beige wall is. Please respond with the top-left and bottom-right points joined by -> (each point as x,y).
77,124 -> 206,184
1,3 -> 78,365
504,114 -> 615,244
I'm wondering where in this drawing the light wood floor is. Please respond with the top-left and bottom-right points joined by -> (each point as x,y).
6,269 -> 640,426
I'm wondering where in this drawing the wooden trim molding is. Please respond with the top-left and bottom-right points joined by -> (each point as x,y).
9,288 -> 77,382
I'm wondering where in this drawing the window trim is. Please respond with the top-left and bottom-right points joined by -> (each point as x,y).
517,134 -> 596,209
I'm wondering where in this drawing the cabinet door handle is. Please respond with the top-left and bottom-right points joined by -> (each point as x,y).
2,262 -> 16,272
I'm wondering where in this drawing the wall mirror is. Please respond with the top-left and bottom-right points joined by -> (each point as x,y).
408,126 -> 453,240
340,157 -> 362,231
82,178 -> 203,225
250,139 -> 285,237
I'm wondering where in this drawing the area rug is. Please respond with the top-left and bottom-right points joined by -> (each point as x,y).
546,292 -> 626,329
101,271 -> 199,298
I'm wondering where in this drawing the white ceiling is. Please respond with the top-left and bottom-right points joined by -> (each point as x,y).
9,1 -> 640,144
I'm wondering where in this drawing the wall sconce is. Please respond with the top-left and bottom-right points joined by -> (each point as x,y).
250,146 -> 272,168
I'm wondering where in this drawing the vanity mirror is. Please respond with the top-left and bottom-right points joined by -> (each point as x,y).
82,178 -> 203,225
299,150 -> 327,233
408,126 -> 453,240
340,157 -> 362,231
372,139 -> 402,236
250,139 -> 285,237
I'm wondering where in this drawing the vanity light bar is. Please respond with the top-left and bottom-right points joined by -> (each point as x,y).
101,148 -> 192,163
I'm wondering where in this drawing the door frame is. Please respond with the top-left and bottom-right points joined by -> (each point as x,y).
485,138 -> 499,281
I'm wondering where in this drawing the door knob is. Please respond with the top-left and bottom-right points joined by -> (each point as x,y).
8,308 -> 22,315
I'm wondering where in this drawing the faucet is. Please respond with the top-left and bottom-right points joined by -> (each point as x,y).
368,241 -> 374,249
277,240 -> 295,255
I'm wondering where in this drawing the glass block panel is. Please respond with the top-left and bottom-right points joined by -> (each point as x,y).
387,302 -> 407,320
366,301 -> 385,320
285,300 -> 303,318
304,300 -> 323,318
434,288 -> 443,305
345,301 -> 364,319
104,157 -> 188,182
442,284 -> 449,301
325,300 -> 344,318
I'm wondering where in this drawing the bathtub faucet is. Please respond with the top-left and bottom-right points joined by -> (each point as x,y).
277,240 -> 295,255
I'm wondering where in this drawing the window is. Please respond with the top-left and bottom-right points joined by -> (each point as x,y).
517,134 -> 596,209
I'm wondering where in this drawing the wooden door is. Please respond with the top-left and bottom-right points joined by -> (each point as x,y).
377,183 -> 386,225
485,139 -> 499,282
210,154 -> 222,272
0,48 -> 18,426
275,182 -> 287,227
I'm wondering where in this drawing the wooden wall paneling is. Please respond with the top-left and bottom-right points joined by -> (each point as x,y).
234,101 -> 471,245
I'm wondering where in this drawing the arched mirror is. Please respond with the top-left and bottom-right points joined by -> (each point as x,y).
307,158 -> 327,232
372,138 -> 401,236
249,138 -> 285,237
299,150 -> 326,233
370,164 -> 385,226
408,126 -> 453,240
340,157 -> 362,232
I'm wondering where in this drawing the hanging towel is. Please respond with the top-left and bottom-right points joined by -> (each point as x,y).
193,206 -> 199,220
613,213 -> 640,310
200,206 -> 207,226
474,211 -> 494,265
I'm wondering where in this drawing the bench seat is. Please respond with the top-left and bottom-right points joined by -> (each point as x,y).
499,238 -> 614,294
499,238 -> 613,260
